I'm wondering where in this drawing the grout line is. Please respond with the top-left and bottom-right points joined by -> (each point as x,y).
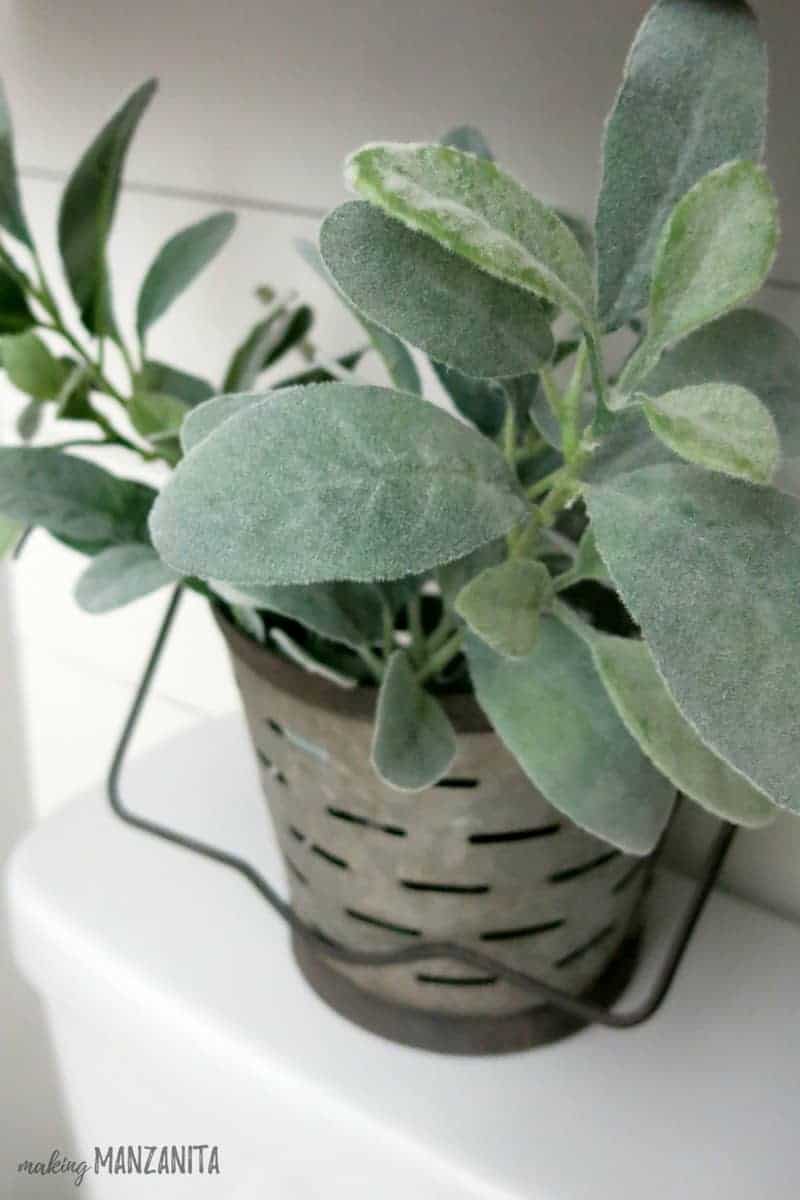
18,163 -> 327,221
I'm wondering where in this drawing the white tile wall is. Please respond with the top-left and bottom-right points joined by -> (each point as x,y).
3,1 -> 800,920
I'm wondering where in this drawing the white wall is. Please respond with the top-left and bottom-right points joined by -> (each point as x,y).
2,0 -> 800,926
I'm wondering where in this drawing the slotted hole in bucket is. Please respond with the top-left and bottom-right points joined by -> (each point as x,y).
326,806 -> 407,838
400,880 -> 490,895
345,908 -> 421,937
469,823 -> 561,844
435,777 -> 479,789
311,844 -> 349,870
288,825 -> 305,843
285,858 -> 308,886
416,973 -> 498,987
549,850 -> 620,884
481,918 -> 564,942
611,859 -> 646,894
555,923 -> 615,969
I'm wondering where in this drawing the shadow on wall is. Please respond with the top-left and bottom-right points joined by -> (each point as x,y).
0,570 -> 76,1198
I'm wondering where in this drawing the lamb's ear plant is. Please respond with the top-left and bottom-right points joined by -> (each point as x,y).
0,78 -> 357,595
4,1 -> 796,856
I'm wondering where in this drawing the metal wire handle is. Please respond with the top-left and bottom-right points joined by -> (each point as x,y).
107,587 -> 738,1031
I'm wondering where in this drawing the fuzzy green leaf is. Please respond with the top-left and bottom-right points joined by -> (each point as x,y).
563,617 -> 775,828
436,540 -> 505,605
641,382 -> 778,484
1,332 -> 71,400
587,462 -> 800,813
347,142 -> 595,325
297,237 -> 420,395
0,265 -> 34,333
269,627 -> 358,689
151,383 -> 528,586
0,447 -> 155,551
180,392 -> 259,454
136,360 -> 214,407
371,649 -> 456,791
222,305 -> 313,393
621,161 -> 777,390
556,526 -> 610,588
466,619 -> 675,853
320,201 -> 554,378
75,543 -> 178,613
212,579 -> 383,649
455,558 -> 552,658
136,211 -> 235,341
595,0 -> 767,330
0,82 -> 31,246
58,80 -> 156,337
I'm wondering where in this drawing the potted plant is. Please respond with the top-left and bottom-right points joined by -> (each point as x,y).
3,0 -> 795,1053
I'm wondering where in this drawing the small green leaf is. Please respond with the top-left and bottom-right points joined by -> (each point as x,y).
621,161 -> 778,389
150,383 -> 529,586
136,360 -> 214,407
455,558 -> 552,658
136,211 -> 236,341
297,237 -> 420,395
1,332 -> 70,400
0,265 -> 34,333
180,392 -> 259,454
58,79 -> 157,336
440,125 -> 493,159
129,391 -> 189,442
346,142 -> 595,326
466,620 -> 675,853
587,462 -> 800,813
0,512 -> 22,560
0,446 -> 156,551
74,543 -> 178,613
211,579 -> 384,649
320,201 -> 554,378
0,81 -> 32,246
561,615 -> 775,829
436,540 -> 505,606
555,526 -> 610,588
371,649 -> 456,791
54,362 -> 94,422
15,398 -> 42,442
641,382 -> 778,484
222,305 -> 313,392
273,348 -> 365,390
269,627 -> 358,689
595,0 -> 767,329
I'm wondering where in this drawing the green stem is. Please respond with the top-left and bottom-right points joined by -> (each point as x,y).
561,339 -> 589,462
585,326 -> 614,437
426,607 -> 457,655
526,464 -> 567,501
381,600 -> 395,659
407,595 -> 426,666
356,644 -> 385,682
417,628 -> 465,685
501,396 -> 517,466
539,365 -> 563,424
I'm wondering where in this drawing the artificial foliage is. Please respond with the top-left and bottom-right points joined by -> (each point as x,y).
1,0 -> 797,855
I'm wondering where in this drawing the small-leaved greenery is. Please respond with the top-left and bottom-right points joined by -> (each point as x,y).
2,0 -> 796,855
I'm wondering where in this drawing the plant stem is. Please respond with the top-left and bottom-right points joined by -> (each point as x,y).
417,628 -> 465,684
539,365 -> 563,423
407,595 -> 426,665
381,600 -> 395,659
502,398 -> 517,465
561,339 -> 589,461
356,644 -> 385,682
526,464 -> 567,501
426,607 -> 457,655
585,326 -> 614,437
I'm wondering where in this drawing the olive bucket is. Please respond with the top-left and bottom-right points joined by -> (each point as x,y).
218,612 -> 653,1054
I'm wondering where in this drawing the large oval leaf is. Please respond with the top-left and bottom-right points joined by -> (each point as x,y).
0,82 -> 31,247
588,462 -> 800,813
58,79 -> 157,336
75,543 -> 178,613
466,619 -> 674,854
347,142 -> 594,325
150,383 -> 529,586
136,211 -> 235,342
555,606 -> 775,828
595,0 -> 766,330
0,447 -> 155,551
180,392 -> 260,454
320,201 -> 553,378
296,237 -> 420,395
371,649 -> 456,791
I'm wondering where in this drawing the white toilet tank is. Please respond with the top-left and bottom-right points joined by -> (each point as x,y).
7,715 -> 800,1199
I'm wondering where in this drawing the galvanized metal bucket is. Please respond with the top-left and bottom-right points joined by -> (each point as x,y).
219,613 -> 652,1053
